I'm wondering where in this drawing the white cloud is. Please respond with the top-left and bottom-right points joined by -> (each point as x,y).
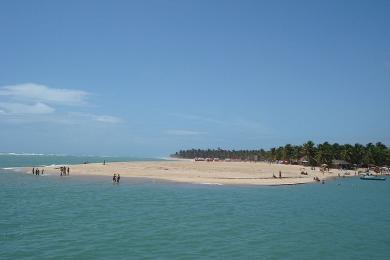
0,102 -> 55,114
69,112 -> 123,124
0,83 -> 89,105
165,130 -> 207,136
94,115 -> 123,123
0,83 -> 122,125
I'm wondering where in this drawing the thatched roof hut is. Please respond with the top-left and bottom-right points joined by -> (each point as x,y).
331,159 -> 351,169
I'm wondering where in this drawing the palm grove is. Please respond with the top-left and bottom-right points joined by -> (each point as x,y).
173,141 -> 390,166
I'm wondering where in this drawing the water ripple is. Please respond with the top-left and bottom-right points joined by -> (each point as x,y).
1,172 -> 390,259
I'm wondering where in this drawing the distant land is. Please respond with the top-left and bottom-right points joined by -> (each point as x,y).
172,141 -> 390,167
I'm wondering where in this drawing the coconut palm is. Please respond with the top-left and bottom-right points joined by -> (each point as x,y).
303,141 -> 316,166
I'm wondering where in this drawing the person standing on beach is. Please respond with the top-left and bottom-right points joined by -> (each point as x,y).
41,169 -> 44,175
113,174 -> 117,182
117,174 -> 120,183
279,170 -> 282,179
67,167 -> 70,175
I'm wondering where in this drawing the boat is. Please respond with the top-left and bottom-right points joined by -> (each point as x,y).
360,175 -> 386,181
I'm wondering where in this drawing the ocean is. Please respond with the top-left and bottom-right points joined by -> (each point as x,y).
0,153 -> 161,169
1,154 -> 390,259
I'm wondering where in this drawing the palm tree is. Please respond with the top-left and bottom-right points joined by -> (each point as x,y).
172,142 -> 389,166
283,144 -> 294,163
351,143 -> 364,166
332,143 -> 342,159
292,145 -> 302,162
362,143 -> 374,166
341,144 -> 353,163
373,142 -> 387,165
275,147 -> 283,161
270,148 -> 276,161
303,141 -> 316,166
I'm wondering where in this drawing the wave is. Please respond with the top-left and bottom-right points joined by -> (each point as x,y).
40,164 -> 70,168
0,167 -> 24,172
0,152 -> 46,156
0,152 -> 85,157
45,164 -> 61,167
0,152 -> 141,158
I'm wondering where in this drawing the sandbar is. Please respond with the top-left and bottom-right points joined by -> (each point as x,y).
23,160 -> 355,186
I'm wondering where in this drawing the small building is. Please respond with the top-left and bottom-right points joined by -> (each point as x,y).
331,159 -> 351,169
298,156 -> 309,166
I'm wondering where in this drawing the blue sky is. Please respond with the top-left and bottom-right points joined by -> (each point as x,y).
0,0 -> 389,156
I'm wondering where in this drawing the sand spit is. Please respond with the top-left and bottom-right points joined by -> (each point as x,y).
23,160 -> 355,186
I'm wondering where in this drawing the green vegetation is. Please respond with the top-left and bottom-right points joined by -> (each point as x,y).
173,141 -> 390,166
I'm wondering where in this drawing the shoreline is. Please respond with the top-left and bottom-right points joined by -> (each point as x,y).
17,160 -> 357,186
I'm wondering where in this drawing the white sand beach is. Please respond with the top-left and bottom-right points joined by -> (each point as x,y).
26,160 -> 355,186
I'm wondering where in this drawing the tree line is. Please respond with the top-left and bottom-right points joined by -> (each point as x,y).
172,141 -> 390,166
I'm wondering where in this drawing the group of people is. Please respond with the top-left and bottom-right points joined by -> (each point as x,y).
313,176 -> 325,184
60,166 -> 70,176
32,168 -> 44,175
33,165 -> 122,184
113,173 -> 120,183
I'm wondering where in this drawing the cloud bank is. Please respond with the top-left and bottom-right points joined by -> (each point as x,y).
0,83 -> 122,124
0,102 -> 55,114
0,83 -> 89,105
69,112 -> 123,124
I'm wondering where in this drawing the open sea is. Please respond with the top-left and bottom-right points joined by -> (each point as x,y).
1,154 -> 390,259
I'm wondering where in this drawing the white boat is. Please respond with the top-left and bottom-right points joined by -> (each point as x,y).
360,175 -> 386,181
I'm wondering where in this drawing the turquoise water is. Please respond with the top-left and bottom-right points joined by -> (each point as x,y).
0,153 -> 161,168
1,156 -> 390,259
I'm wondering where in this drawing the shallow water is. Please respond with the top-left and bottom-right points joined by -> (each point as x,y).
1,170 -> 390,259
